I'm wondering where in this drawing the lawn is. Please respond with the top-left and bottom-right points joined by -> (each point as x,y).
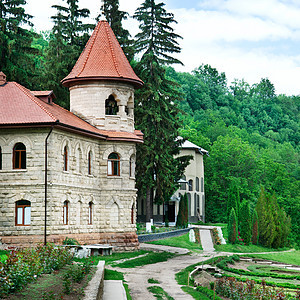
146,232 -> 203,251
247,250 -> 300,266
214,243 -> 288,253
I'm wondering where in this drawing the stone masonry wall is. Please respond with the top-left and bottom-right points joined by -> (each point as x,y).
0,128 -> 139,250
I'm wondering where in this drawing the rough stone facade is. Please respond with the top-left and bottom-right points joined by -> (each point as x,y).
0,128 -> 138,250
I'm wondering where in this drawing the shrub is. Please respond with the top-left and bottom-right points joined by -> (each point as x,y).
176,193 -> 188,228
62,237 -> 80,246
0,243 -> 73,297
228,208 -> 238,244
252,209 -> 259,245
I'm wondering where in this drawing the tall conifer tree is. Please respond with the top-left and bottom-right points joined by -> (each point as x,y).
133,0 -> 190,223
0,0 -> 39,88
97,0 -> 134,61
42,0 -> 93,107
239,200 -> 251,245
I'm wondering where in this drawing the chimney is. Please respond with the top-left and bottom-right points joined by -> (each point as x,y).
0,72 -> 6,85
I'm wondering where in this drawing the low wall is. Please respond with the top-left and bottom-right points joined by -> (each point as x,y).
138,228 -> 192,243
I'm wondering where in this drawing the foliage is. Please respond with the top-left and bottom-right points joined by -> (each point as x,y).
98,0 -> 134,61
176,193 -> 188,228
0,243 -> 73,297
256,187 -> 291,248
195,286 -> 223,300
133,0 -> 191,222
239,200 -> 252,245
227,182 -> 240,223
228,208 -> 238,244
212,228 -> 221,245
252,209 -> 259,245
215,276 -> 299,300
62,237 -> 80,245
0,0 -> 40,89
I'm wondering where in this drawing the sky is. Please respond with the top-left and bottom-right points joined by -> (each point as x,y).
24,0 -> 300,96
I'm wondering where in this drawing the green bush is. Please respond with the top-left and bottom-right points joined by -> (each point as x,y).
252,209 -> 259,245
196,286 -> 223,300
62,237 -> 80,246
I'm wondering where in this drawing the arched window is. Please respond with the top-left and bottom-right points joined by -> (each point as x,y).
201,177 -> 204,192
16,200 -> 31,225
180,175 -> 186,190
88,151 -> 92,175
107,153 -> 120,176
63,146 -> 68,171
13,143 -> 26,169
105,95 -> 118,115
129,155 -> 135,177
188,179 -> 193,191
63,201 -> 69,225
0,146 -> 2,170
196,177 -> 200,192
88,202 -> 93,225
194,194 -> 197,216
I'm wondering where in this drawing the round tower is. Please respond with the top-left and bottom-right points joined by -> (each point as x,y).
61,20 -> 143,133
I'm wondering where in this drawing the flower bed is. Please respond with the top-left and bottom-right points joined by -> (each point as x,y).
0,243 -> 73,297
214,277 -> 300,300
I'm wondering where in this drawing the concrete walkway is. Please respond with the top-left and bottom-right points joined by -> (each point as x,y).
103,280 -> 127,300
199,229 -> 215,252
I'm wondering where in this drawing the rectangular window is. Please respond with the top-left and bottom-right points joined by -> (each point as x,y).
24,207 -> 31,225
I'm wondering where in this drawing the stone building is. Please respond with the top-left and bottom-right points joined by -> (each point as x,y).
0,20 -> 143,250
137,139 -> 208,225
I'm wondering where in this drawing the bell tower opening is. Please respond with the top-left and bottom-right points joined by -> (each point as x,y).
105,94 -> 118,115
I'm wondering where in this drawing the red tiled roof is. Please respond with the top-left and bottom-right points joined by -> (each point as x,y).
31,91 -> 56,97
62,21 -> 143,88
0,81 -> 143,143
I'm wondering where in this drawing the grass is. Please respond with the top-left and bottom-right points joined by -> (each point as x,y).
0,250 -> 8,262
73,250 -> 148,265
115,251 -> 175,268
147,233 -> 203,251
147,286 -> 174,300
247,250 -> 300,265
182,286 -> 211,300
148,278 -> 160,284
215,243 -> 288,253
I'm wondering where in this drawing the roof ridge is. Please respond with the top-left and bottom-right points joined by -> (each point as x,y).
77,22 -> 101,78
104,21 -> 121,77
13,82 -> 57,122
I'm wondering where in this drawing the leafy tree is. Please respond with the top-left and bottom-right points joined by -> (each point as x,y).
251,209 -> 259,245
97,0 -> 134,61
133,0 -> 190,223
0,0 -> 39,88
176,193 -> 188,228
228,208 -> 238,244
239,200 -> 252,245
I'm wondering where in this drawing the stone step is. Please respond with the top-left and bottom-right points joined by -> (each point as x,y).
103,280 -> 127,300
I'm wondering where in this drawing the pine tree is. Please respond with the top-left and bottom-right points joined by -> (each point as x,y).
42,0 -> 94,108
176,193 -> 188,228
226,182 -> 239,223
239,200 -> 251,245
228,208 -> 238,244
0,0 -> 39,88
256,187 -> 275,247
133,0 -> 190,223
97,0 -> 134,61
252,209 -> 259,245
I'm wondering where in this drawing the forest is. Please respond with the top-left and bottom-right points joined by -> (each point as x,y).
1,0 -> 299,246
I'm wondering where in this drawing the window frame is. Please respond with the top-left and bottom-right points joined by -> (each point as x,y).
88,151 -> 92,175
88,202 -> 93,225
13,143 -> 26,169
188,179 -> 193,191
63,201 -> 69,225
63,146 -> 68,171
15,200 -> 31,226
107,153 -> 120,176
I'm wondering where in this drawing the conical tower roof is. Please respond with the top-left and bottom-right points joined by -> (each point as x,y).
62,21 -> 143,88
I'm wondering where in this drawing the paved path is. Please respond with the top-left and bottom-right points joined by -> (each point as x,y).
108,251 -> 213,300
199,230 -> 215,252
